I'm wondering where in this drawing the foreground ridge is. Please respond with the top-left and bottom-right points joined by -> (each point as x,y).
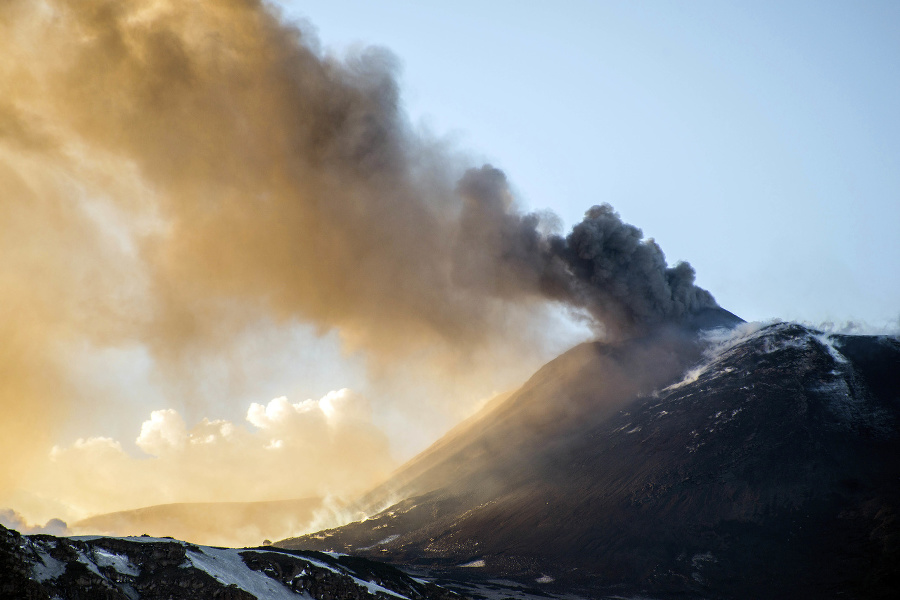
0,524 -> 465,600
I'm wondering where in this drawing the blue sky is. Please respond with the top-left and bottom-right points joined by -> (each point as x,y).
278,0 -> 900,328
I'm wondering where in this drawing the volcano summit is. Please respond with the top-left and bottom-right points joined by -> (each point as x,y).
282,317 -> 900,599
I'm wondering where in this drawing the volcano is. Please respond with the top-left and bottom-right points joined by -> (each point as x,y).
280,311 -> 900,599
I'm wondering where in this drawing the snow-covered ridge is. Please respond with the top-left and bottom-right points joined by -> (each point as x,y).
659,320 -> 851,395
643,319 -> 899,442
1,523 -> 462,600
186,546 -> 300,600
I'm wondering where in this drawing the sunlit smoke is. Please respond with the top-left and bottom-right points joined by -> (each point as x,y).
0,0 -> 716,527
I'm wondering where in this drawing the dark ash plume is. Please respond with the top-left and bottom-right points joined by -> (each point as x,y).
454,166 -> 719,336
556,204 -> 719,331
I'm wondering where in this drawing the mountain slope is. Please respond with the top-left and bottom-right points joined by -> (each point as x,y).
73,497 -> 322,548
280,321 -> 900,599
352,306 -> 744,516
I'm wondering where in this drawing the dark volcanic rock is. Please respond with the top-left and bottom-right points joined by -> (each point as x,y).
0,525 -> 467,600
280,322 -> 900,599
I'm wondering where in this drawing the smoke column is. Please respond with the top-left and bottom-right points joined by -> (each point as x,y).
0,0 -> 717,509
456,165 -> 718,335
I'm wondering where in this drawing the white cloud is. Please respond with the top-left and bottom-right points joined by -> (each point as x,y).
25,390 -> 394,522
319,388 -> 371,423
247,388 -> 369,431
136,409 -> 188,455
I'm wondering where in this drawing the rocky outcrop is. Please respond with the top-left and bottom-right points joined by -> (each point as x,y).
240,551 -> 460,600
0,524 -> 466,600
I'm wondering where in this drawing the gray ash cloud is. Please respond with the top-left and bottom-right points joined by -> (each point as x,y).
456,165 -> 719,336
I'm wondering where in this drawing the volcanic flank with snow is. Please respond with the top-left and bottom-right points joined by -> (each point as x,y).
282,321 -> 900,599
0,524 -> 465,600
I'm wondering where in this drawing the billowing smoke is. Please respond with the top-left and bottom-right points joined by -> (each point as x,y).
0,0 -> 716,525
455,166 -> 718,335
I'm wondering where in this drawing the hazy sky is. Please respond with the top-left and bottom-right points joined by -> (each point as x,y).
280,0 -> 900,328
1,0 -> 897,537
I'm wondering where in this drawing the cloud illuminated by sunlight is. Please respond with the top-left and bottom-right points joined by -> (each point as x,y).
19,390 -> 393,524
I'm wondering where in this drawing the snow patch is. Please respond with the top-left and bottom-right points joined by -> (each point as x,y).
711,408 -> 742,428
359,534 -> 400,550
246,549 -> 411,600
92,547 -> 140,577
535,575 -> 554,584
814,333 -> 848,363
661,321 -> 796,395
348,572 -> 411,599
702,320 -> 777,347
460,559 -> 486,568
186,547 -> 298,600
690,551 -> 717,584
31,542 -> 66,583
761,335 -> 806,354
74,548 -> 104,579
